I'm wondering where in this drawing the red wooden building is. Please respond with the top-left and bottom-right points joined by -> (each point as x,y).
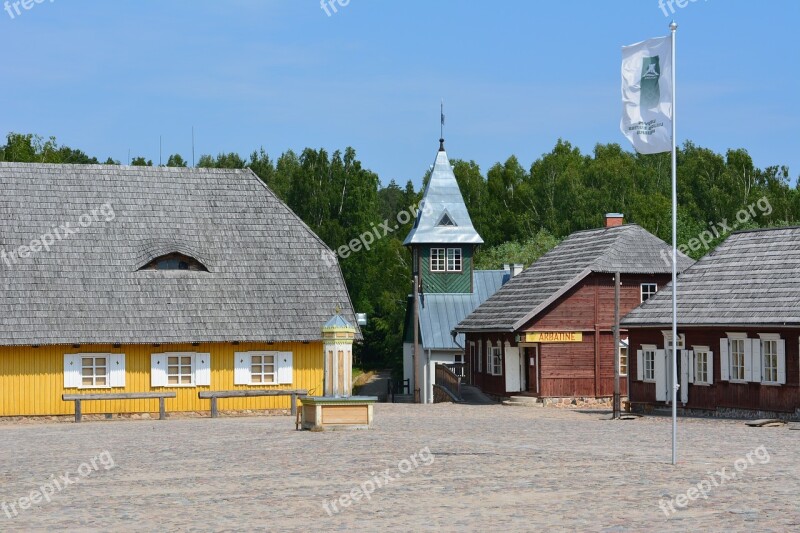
622,227 -> 800,417
456,215 -> 693,399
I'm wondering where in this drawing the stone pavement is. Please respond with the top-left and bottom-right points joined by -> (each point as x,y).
0,404 -> 798,532
459,384 -> 497,405
354,370 -> 391,400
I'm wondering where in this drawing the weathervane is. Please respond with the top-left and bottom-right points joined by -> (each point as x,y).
440,99 -> 445,140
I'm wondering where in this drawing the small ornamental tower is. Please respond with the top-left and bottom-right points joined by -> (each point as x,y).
403,138 -> 484,402
403,139 -> 484,295
300,311 -> 375,431
321,311 -> 357,398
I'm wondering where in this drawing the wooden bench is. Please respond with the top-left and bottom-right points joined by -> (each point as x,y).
62,392 -> 177,423
198,390 -> 308,418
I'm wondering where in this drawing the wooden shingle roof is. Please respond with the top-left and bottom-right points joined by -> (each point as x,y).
0,163 -> 358,346
622,226 -> 800,327
457,224 -> 693,332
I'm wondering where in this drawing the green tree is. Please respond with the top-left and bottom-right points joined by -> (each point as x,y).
131,156 -> 152,166
166,154 -> 187,167
474,230 -> 560,270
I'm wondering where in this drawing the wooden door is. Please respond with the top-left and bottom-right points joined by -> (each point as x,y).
527,346 -> 540,395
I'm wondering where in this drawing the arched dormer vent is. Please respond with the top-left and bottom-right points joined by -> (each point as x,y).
139,252 -> 209,272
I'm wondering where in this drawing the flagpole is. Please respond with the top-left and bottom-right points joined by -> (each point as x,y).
670,20 -> 678,466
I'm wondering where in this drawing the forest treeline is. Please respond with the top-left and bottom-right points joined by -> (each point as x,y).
3,133 -> 799,371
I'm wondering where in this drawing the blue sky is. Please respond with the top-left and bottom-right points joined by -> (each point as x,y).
2,0 -> 799,187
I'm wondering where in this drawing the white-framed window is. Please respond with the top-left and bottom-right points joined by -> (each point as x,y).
446,248 -> 462,272
81,355 -> 108,387
721,333 -> 785,385
729,338 -> 746,381
250,353 -> 276,384
619,344 -> 628,376
762,339 -> 778,383
694,347 -> 711,385
64,353 -> 126,389
430,248 -> 446,272
151,353 -> 211,387
758,333 -> 785,385
167,354 -> 194,385
641,283 -> 658,302
643,349 -> 656,381
234,351 -> 293,385
488,345 -> 503,376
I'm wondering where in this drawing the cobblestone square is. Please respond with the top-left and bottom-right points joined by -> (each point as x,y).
1,404 -> 798,532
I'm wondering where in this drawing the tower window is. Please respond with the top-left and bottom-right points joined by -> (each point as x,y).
430,247 -> 462,273
437,213 -> 456,227
447,248 -> 462,271
430,248 -> 446,272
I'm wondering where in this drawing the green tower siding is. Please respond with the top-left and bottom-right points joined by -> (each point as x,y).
420,245 -> 473,294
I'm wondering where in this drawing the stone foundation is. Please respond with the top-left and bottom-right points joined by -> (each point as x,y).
630,404 -> 800,422
541,397 -> 624,409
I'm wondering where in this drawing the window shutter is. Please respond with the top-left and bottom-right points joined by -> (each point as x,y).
687,350 -> 695,384
655,349 -> 667,401
680,350 -> 690,403
477,340 -> 482,372
719,339 -> 729,381
743,338 -> 753,381
707,351 -> 714,385
777,339 -> 786,385
151,354 -> 167,387
749,340 -> 762,383
278,351 -> 294,384
234,352 -> 251,385
63,354 -> 81,389
109,354 -> 126,388
195,353 -> 211,386
636,350 -> 644,381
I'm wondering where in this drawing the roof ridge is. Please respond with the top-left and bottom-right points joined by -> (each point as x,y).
0,161 -> 249,173
730,225 -> 800,236
566,223 -> 641,237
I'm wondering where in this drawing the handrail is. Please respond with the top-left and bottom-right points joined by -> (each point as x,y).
434,364 -> 462,402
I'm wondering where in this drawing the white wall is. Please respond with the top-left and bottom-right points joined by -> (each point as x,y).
404,345 -> 461,403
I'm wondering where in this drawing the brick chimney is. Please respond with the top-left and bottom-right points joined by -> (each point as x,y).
605,213 -> 624,228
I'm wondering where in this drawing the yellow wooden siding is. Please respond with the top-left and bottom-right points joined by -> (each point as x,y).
0,342 -> 323,416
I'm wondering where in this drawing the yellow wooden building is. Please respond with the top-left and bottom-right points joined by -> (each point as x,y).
0,163 -> 359,417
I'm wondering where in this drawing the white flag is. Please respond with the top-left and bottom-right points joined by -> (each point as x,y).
620,36 -> 672,154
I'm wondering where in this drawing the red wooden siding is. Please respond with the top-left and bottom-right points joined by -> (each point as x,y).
628,327 -> 800,413
468,272 -> 670,397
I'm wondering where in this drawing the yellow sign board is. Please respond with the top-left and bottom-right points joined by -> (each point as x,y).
525,331 -> 583,343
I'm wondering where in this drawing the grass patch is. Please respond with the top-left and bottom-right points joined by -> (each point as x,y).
352,369 -> 377,394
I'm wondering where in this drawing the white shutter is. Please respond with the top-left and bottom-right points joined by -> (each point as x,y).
109,354 -> 126,388
749,339 -> 762,383
777,339 -> 786,385
151,354 -> 167,387
655,349 -> 667,401
278,352 -> 294,384
195,353 -> 211,386
63,354 -> 81,389
719,339 -> 729,381
636,350 -> 644,381
707,351 -> 714,385
688,350 -> 695,384
234,352 -> 251,385
680,350 -> 690,404
744,339 -> 753,382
